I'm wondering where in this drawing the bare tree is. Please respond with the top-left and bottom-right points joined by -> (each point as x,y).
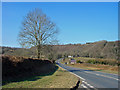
18,8 -> 58,59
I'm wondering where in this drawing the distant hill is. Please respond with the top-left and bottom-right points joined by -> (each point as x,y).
1,40 -> 119,59
1,46 -> 36,58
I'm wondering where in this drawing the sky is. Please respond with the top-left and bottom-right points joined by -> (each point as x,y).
2,2 -> 118,47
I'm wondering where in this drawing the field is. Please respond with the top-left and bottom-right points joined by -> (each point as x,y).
2,66 -> 80,88
61,57 -> 118,74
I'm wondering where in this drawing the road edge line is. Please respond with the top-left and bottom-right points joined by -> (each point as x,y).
57,64 -> 85,81
57,64 -> 96,89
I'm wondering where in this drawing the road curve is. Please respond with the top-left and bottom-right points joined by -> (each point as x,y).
56,59 -> 119,89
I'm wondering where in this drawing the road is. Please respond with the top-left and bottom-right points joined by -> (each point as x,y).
56,59 -> 119,89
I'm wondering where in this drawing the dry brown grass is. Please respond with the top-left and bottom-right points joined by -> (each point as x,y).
62,57 -> 118,74
68,63 -> 118,74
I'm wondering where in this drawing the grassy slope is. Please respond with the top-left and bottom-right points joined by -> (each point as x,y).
61,57 -> 118,74
2,66 -> 79,88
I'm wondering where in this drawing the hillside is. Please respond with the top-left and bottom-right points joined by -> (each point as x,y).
1,40 -> 119,59
53,40 -> 118,59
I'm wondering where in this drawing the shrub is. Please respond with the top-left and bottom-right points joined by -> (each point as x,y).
77,60 -> 83,63
87,59 -> 118,66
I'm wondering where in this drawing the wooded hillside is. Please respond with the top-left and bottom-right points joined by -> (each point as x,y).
1,40 -> 119,59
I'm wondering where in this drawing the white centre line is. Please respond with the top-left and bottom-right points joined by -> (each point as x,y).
57,62 -> 96,89
85,71 -> 118,81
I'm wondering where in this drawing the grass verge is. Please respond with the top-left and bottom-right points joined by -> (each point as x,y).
67,64 -> 118,74
2,66 -> 79,88
61,57 -> 118,74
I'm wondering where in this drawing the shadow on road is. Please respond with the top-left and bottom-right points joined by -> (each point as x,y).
69,69 -> 94,72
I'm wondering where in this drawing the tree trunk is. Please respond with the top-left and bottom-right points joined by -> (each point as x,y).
37,46 -> 41,59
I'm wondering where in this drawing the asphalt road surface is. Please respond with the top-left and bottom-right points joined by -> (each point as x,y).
56,59 -> 119,89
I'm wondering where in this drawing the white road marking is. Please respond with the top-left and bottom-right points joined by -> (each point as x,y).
82,81 -> 94,88
57,59 -> 117,89
85,71 -> 118,81
81,84 -> 87,88
96,74 -> 100,76
58,65 -> 85,80
57,62 -> 96,89
98,74 -> 119,81
69,72 -> 85,80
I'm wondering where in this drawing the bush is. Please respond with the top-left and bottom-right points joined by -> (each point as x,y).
87,59 -> 118,66
87,60 -> 96,64
77,60 -> 83,63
